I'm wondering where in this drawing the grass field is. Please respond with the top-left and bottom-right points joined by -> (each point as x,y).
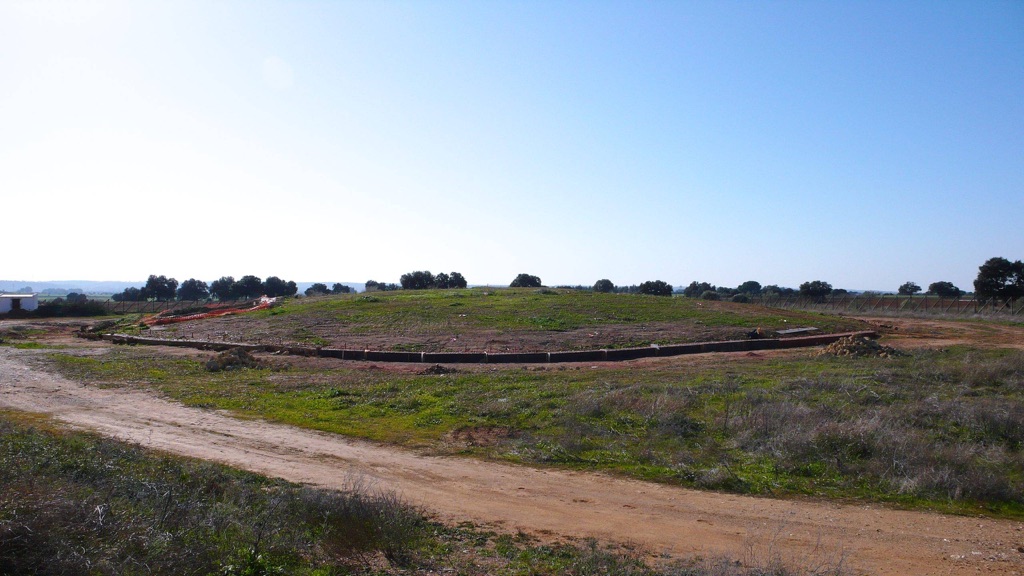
0,411 -> 849,575
46,340 -> 1024,519
149,288 -> 869,352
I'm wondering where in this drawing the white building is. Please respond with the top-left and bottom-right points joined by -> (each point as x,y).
0,293 -> 39,313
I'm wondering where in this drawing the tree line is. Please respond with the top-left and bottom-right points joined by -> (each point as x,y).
101,256 -> 1024,304
112,275 -> 299,302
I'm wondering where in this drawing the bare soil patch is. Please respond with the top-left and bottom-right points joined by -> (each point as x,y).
861,317 -> 1024,350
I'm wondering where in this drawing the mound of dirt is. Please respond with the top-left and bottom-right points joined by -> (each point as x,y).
205,348 -> 262,372
817,336 -> 906,358
420,364 -> 460,375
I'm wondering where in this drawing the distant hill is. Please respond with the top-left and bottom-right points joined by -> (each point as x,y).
0,280 -> 142,295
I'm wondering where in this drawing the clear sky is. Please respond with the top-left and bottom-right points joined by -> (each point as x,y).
2,1 -> 1021,291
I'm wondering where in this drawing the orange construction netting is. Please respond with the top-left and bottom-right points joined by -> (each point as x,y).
141,297 -> 277,327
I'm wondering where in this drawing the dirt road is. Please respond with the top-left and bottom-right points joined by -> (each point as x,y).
2,345 -> 1021,575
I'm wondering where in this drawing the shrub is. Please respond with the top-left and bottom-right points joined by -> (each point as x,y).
638,280 -> 673,296
699,290 -> 720,301
510,273 -> 542,288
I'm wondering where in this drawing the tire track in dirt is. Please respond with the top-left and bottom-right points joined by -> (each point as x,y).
1,346 -> 1022,575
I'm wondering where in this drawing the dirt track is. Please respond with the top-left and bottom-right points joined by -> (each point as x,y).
2,338 -> 1023,575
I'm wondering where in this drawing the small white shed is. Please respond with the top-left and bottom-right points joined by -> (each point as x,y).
0,293 -> 39,313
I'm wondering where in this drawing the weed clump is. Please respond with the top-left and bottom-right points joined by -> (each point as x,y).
817,336 -> 905,358
205,348 -> 262,372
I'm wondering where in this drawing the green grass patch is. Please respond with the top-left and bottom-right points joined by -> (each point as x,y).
0,411 -> 848,575
42,343 -> 1024,519
251,288 -> 861,336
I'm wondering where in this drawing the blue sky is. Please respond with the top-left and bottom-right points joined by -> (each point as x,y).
1,1 -> 1021,291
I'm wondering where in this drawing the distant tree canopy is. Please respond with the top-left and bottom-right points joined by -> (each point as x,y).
683,281 -> 715,298
974,257 -> 1024,303
263,276 -> 298,298
364,280 -> 399,292
898,281 -> 922,296
927,281 -> 963,299
736,281 -> 762,295
305,283 -> 330,296
400,271 -> 435,290
142,275 -> 178,302
433,271 -> 468,289
592,279 -> 615,293
111,287 -> 143,302
509,273 -> 542,288
799,280 -> 833,302
176,279 -> 209,301
638,280 -> 673,297
65,292 -> 88,304
205,275 -> 297,300
231,275 -> 262,300
331,283 -> 352,294
209,276 -> 236,300
396,270 -> 467,290
762,284 -> 796,297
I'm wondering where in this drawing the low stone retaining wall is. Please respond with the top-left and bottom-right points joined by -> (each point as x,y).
79,331 -> 878,364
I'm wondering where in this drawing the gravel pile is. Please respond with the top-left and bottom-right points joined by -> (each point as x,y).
817,336 -> 906,358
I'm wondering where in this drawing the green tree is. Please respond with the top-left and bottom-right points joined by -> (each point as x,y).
593,279 -> 615,293
176,278 -> 209,301
897,282 -> 922,296
683,281 -> 714,298
111,287 -> 143,302
434,272 -> 451,289
263,276 -> 298,297
331,283 -> 352,294
638,280 -> 673,296
400,271 -> 436,290
509,273 -> 542,288
448,272 -> 468,289
799,280 -> 832,302
305,283 -> 329,296
736,280 -> 762,295
927,281 -> 963,299
974,257 -> 1024,302
209,276 -> 236,300
234,275 -> 265,299
142,275 -> 178,301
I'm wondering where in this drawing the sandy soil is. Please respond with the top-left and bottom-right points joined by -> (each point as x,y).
2,329 -> 1023,575
859,317 -> 1024,351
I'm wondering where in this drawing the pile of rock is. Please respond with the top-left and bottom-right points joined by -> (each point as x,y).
205,348 -> 262,372
817,336 -> 905,358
